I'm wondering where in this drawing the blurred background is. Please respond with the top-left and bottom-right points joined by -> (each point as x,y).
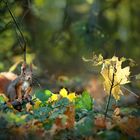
0,0 -> 140,94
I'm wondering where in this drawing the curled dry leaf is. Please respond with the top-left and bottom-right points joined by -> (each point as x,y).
114,107 -> 121,116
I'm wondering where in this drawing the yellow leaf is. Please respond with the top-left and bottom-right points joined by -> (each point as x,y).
67,92 -> 76,102
101,56 -> 130,101
59,88 -> 68,97
51,94 -> 58,101
34,99 -> 41,109
116,66 -> 130,85
103,80 -> 123,101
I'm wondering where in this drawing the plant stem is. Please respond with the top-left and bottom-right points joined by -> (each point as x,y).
104,72 -> 115,119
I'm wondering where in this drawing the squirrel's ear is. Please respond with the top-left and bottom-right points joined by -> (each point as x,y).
30,63 -> 33,72
21,62 -> 26,72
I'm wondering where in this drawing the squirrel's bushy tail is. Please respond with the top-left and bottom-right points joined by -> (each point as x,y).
0,72 -> 17,93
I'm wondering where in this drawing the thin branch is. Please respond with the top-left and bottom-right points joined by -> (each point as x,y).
104,70 -> 115,119
2,0 -> 27,63
121,86 -> 139,98
113,79 -> 122,88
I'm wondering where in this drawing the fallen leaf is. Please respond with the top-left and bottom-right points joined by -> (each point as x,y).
114,116 -> 140,138
55,105 -> 75,130
95,117 -> 106,129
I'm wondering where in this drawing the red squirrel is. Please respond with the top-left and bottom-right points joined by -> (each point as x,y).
0,63 -> 33,102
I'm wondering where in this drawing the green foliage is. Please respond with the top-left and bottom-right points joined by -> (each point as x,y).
49,98 -> 70,119
75,116 -> 94,136
75,91 -> 93,111
35,90 -> 52,102
0,96 -> 5,104
0,112 -> 25,129
98,131 -> 121,140
0,86 -> 140,140
53,97 -> 69,108
0,20 -> 6,31
0,0 -> 140,73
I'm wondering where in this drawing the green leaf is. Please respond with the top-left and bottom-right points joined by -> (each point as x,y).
0,95 -> 5,104
49,108 -> 66,119
53,98 -> 70,108
98,130 -> 121,140
75,109 -> 88,121
75,117 -> 93,136
75,91 -> 93,111
0,116 -> 8,129
49,98 -> 70,119
33,106 -> 52,121
43,119 -> 54,130
35,90 -> 52,102
5,112 -> 26,126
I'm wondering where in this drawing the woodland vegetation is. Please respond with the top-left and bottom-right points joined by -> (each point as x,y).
0,0 -> 140,140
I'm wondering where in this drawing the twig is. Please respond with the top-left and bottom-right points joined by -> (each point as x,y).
104,71 -> 115,119
2,0 -> 27,63
121,86 -> 139,98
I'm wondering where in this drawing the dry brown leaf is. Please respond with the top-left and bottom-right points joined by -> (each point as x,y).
114,107 -> 120,116
55,105 -> 75,130
114,116 -> 140,138
94,117 -> 106,129
26,103 -> 33,112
